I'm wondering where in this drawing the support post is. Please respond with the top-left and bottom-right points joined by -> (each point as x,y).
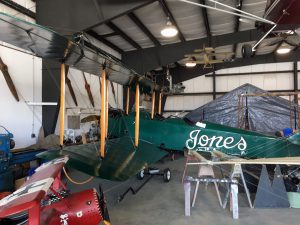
231,182 -> 239,219
184,182 -> 191,216
158,91 -> 162,115
59,64 -> 65,146
100,68 -> 106,158
151,91 -> 155,119
294,62 -> 300,127
126,86 -> 130,115
135,83 -> 140,147
212,71 -> 216,100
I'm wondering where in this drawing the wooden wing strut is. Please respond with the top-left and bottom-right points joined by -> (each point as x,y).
59,64 -> 66,146
100,69 -> 106,158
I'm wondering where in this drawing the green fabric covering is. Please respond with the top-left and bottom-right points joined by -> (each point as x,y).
37,136 -> 167,181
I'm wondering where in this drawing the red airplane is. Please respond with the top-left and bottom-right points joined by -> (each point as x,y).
0,156 -> 110,225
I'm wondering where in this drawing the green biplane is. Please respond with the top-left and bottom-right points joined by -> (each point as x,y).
1,12 -> 300,182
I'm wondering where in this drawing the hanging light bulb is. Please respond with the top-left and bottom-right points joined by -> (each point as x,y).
185,62 -> 196,67
276,47 -> 291,54
161,17 -> 178,38
185,57 -> 196,67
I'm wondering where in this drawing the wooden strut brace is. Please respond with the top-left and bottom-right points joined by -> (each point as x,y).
82,72 -> 95,107
0,56 -> 19,101
65,75 -> 78,106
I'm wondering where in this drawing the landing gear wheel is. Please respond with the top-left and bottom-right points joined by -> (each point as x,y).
137,169 -> 145,180
242,44 -> 253,58
163,168 -> 171,182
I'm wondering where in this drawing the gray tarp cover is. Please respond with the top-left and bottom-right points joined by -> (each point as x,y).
184,83 -> 298,134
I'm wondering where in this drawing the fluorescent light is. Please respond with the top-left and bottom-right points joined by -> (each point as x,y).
276,48 -> 291,54
26,101 -> 58,106
161,19 -> 178,38
185,62 -> 196,67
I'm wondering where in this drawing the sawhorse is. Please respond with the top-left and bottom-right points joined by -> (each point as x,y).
184,177 -> 239,219
222,163 -> 253,209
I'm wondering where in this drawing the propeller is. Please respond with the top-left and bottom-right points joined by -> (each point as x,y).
81,115 -> 100,123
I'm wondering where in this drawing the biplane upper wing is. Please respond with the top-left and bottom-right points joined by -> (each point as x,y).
0,12 -> 158,92
0,157 -> 68,218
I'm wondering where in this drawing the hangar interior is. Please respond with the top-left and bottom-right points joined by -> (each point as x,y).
1,0 -> 300,225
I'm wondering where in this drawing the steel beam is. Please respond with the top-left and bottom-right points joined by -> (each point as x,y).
232,0 -> 243,59
200,0 -> 211,39
122,29 -> 262,74
167,89 -> 299,97
128,12 -> 161,46
85,0 -> 157,31
106,21 -> 142,50
158,0 -> 185,42
86,30 -> 124,54
0,0 -> 36,19
294,61 -> 298,91
212,71 -> 216,99
205,70 -> 300,77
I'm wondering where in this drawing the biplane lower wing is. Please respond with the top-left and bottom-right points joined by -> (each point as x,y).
38,136 -> 168,181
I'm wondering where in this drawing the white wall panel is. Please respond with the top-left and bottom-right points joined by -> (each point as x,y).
216,76 -> 228,92
276,62 -> 293,71
250,75 -> 264,89
0,46 -> 42,148
263,74 -> 277,90
184,75 -> 212,93
227,76 -> 240,90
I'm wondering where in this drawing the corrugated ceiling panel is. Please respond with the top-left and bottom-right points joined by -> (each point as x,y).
93,24 -> 114,35
106,35 -> 135,51
166,0 -> 206,40
134,1 -> 180,45
206,0 -> 235,35
239,0 -> 268,31
112,15 -> 155,49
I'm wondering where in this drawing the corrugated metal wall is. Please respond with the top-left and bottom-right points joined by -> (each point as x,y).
164,62 -> 299,117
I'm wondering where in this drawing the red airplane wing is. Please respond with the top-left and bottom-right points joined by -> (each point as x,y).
0,156 -> 68,218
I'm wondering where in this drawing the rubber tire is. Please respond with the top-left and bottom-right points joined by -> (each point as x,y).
242,44 -> 253,58
137,169 -> 145,180
163,168 -> 171,182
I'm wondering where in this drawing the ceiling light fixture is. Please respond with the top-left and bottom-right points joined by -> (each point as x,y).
185,61 -> 196,67
276,47 -> 291,54
161,17 -> 178,38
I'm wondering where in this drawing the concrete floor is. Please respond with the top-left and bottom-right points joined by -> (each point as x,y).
67,156 -> 300,225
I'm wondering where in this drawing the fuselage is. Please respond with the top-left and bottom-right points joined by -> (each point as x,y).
108,110 -> 300,158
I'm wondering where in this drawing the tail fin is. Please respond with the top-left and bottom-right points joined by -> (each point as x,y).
288,132 -> 300,145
